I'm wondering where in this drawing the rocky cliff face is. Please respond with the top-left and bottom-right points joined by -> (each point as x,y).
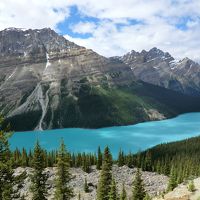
115,47 -> 200,96
1,28 -> 200,131
0,28 -> 135,130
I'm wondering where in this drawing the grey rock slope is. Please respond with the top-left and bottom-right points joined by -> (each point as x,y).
14,165 -> 168,200
115,47 -> 200,96
0,28 -> 134,130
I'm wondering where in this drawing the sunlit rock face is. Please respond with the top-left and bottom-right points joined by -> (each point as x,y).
0,28 -> 134,130
115,47 -> 200,96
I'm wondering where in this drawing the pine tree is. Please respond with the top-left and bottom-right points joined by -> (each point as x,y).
120,183 -> 127,200
108,178 -> 118,200
97,146 -> 113,200
82,154 -> 90,173
13,148 -> 21,167
0,116 -> 14,200
97,146 -> 103,170
21,148 -> 28,167
118,149 -> 124,167
155,161 -> 161,174
71,153 -> 76,167
177,166 -> 183,184
54,140 -> 73,200
30,140 -> 47,200
84,178 -> 89,193
144,151 -> 152,171
28,150 -> 33,167
126,152 -> 133,168
167,166 -> 177,191
132,168 -> 146,200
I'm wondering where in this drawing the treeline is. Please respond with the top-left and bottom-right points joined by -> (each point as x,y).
12,147 -> 98,173
2,142 -> 149,200
122,136 -> 200,190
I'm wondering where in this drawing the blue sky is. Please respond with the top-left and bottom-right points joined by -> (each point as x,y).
57,6 -> 99,38
0,0 -> 200,61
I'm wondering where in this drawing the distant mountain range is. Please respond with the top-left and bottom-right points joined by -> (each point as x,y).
113,47 -> 200,96
0,28 -> 200,131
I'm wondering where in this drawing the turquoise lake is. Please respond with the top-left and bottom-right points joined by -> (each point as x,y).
10,112 -> 200,157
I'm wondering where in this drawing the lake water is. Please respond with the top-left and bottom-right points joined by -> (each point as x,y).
10,112 -> 200,157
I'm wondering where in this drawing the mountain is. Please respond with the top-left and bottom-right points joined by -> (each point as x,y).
0,28 -> 200,131
115,47 -> 200,96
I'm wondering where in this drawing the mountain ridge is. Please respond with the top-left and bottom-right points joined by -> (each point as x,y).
1,28 -> 200,131
114,47 -> 200,96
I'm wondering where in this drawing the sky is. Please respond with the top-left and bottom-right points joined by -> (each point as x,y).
0,0 -> 200,61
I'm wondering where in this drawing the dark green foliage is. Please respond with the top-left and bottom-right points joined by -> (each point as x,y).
143,151 -> 152,171
188,180 -> 195,192
125,152 -> 134,168
122,136 -> 200,186
120,183 -> 127,200
82,153 -> 91,173
108,178 -> 118,200
132,81 -> 200,115
0,116 -> 26,200
30,141 -> 47,200
167,166 -> 178,191
118,149 -> 125,167
97,146 -> 103,170
132,169 -> 146,200
97,147 -> 113,200
54,140 -> 73,200
5,110 -> 41,131
76,84 -> 149,128
12,148 -> 97,169
144,194 -> 151,200
84,178 -> 89,193
21,148 -> 28,167
0,116 -> 14,200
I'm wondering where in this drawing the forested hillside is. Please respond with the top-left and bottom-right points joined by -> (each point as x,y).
127,136 -> 200,191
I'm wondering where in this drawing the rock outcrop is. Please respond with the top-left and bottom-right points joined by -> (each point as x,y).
14,165 -> 168,200
115,48 -> 200,96
154,177 -> 200,200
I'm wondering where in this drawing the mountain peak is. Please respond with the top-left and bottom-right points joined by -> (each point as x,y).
147,47 -> 173,60
2,27 -> 52,32
149,47 -> 163,53
3,27 -> 27,32
0,27 -> 80,65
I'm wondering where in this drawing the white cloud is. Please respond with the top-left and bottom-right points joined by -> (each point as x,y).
71,22 -> 97,34
0,0 -> 200,61
66,18 -> 200,61
0,0 -> 72,30
67,0 -> 200,61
